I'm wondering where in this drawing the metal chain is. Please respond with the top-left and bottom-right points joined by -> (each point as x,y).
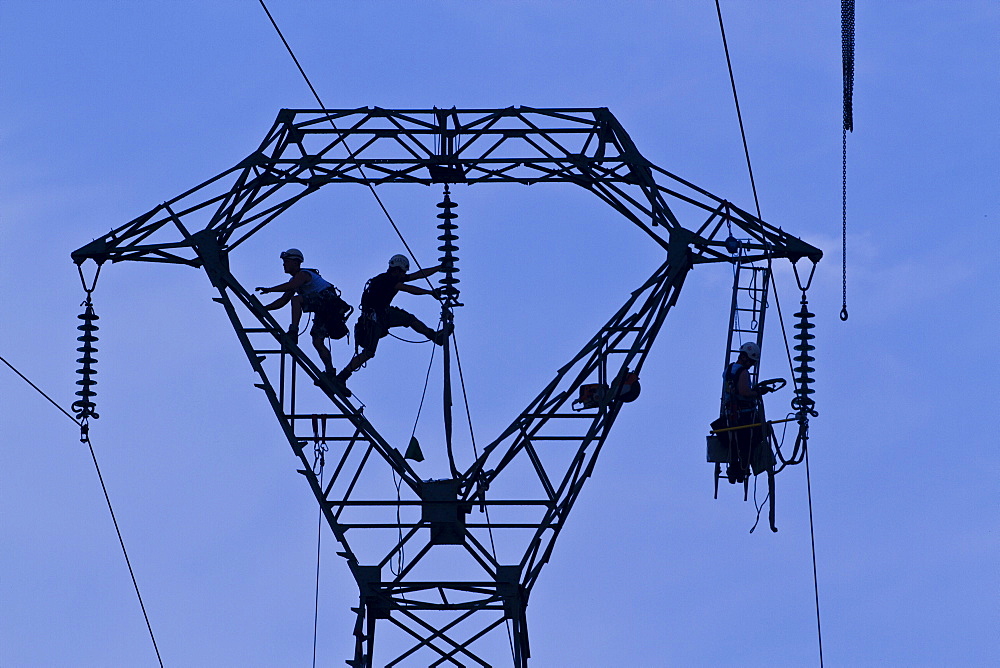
840,0 -> 855,322
841,129 -> 849,321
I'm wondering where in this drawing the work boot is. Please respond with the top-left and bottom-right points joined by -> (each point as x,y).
331,370 -> 353,397
317,369 -> 352,398
432,322 -> 454,345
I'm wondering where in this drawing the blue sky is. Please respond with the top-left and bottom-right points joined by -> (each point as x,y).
2,2 -> 997,666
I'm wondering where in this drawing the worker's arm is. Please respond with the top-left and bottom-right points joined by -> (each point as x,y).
402,264 -> 443,282
256,270 -> 311,295
398,283 -> 441,297
262,291 -> 293,311
736,369 -> 764,400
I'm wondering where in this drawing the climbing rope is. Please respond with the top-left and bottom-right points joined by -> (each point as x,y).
452,333 -> 516,665
311,419 -> 328,668
391,343 -> 438,577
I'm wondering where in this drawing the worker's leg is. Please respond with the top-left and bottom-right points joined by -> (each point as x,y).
338,347 -> 374,380
337,315 -> 380,382
388,307 -> 450,344
313,333 -> 334,373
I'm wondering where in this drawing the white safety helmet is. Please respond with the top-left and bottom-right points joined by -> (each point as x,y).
739,341 -> 761,362
280,248 -> 304,262
388,254 -> 410,271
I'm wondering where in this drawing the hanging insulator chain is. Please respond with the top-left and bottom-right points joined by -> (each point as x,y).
72,298 -> 101,421
790,292 -> 818,419
436,187 -> 462,309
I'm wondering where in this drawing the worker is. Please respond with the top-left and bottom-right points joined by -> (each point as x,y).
256,248 -> 352,374
335,254 -> 451,388
721,341 -> 774,483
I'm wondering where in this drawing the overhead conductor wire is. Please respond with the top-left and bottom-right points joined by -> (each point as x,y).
257,0 -> 436,291
714,2 -> 824,665
256,2 -> 451,663
1,355 -> 164,667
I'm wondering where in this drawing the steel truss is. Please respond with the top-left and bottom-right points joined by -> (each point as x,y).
73,107 -> 821,666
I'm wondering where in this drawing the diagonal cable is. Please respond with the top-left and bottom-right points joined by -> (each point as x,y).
257,0 -> 436,290
2,355 -> 164,666
714,3 -> 824,665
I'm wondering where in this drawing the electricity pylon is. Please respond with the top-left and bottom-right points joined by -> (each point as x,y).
73,107 -> 821,666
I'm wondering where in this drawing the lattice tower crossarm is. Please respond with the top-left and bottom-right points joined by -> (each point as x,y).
71,107 -> 822,666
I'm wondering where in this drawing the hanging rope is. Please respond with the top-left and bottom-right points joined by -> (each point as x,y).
311,420 -> 328,668
452,333 -> 516,665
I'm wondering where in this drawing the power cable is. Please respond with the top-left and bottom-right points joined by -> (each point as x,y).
83,428 -> 165,668
714,3 -> 824,665
256,0 -> 436,291
1,355 -> 79,426
2,354 -> 164,665
714,0 -> 761,219
805,448 -> 825,666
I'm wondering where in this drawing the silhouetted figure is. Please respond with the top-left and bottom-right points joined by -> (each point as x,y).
336,254 -> 451,388
257,248 -> 351,374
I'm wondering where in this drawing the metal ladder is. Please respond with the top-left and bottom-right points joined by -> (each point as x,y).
714,252 -> 771,498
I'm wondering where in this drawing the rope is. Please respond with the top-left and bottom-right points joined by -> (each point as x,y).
388,331 -> 433,344
452,334 -> 516,664
311,465 -> 325,668
390,343 -> 438,577
256,0 -> 436,292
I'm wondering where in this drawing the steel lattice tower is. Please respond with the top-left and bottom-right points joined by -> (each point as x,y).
73,107 -> 821,666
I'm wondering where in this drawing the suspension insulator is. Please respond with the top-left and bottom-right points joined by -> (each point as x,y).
72,302 -> 100,420
791,293 -> 817,417
436,188 -> 461,307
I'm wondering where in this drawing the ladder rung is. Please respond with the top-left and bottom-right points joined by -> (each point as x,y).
288,413 -> 353,419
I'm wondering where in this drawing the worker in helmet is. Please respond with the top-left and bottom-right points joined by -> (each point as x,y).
336,254 -> 450,389
256,248 -> 352,374
721,341 -> 773,483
